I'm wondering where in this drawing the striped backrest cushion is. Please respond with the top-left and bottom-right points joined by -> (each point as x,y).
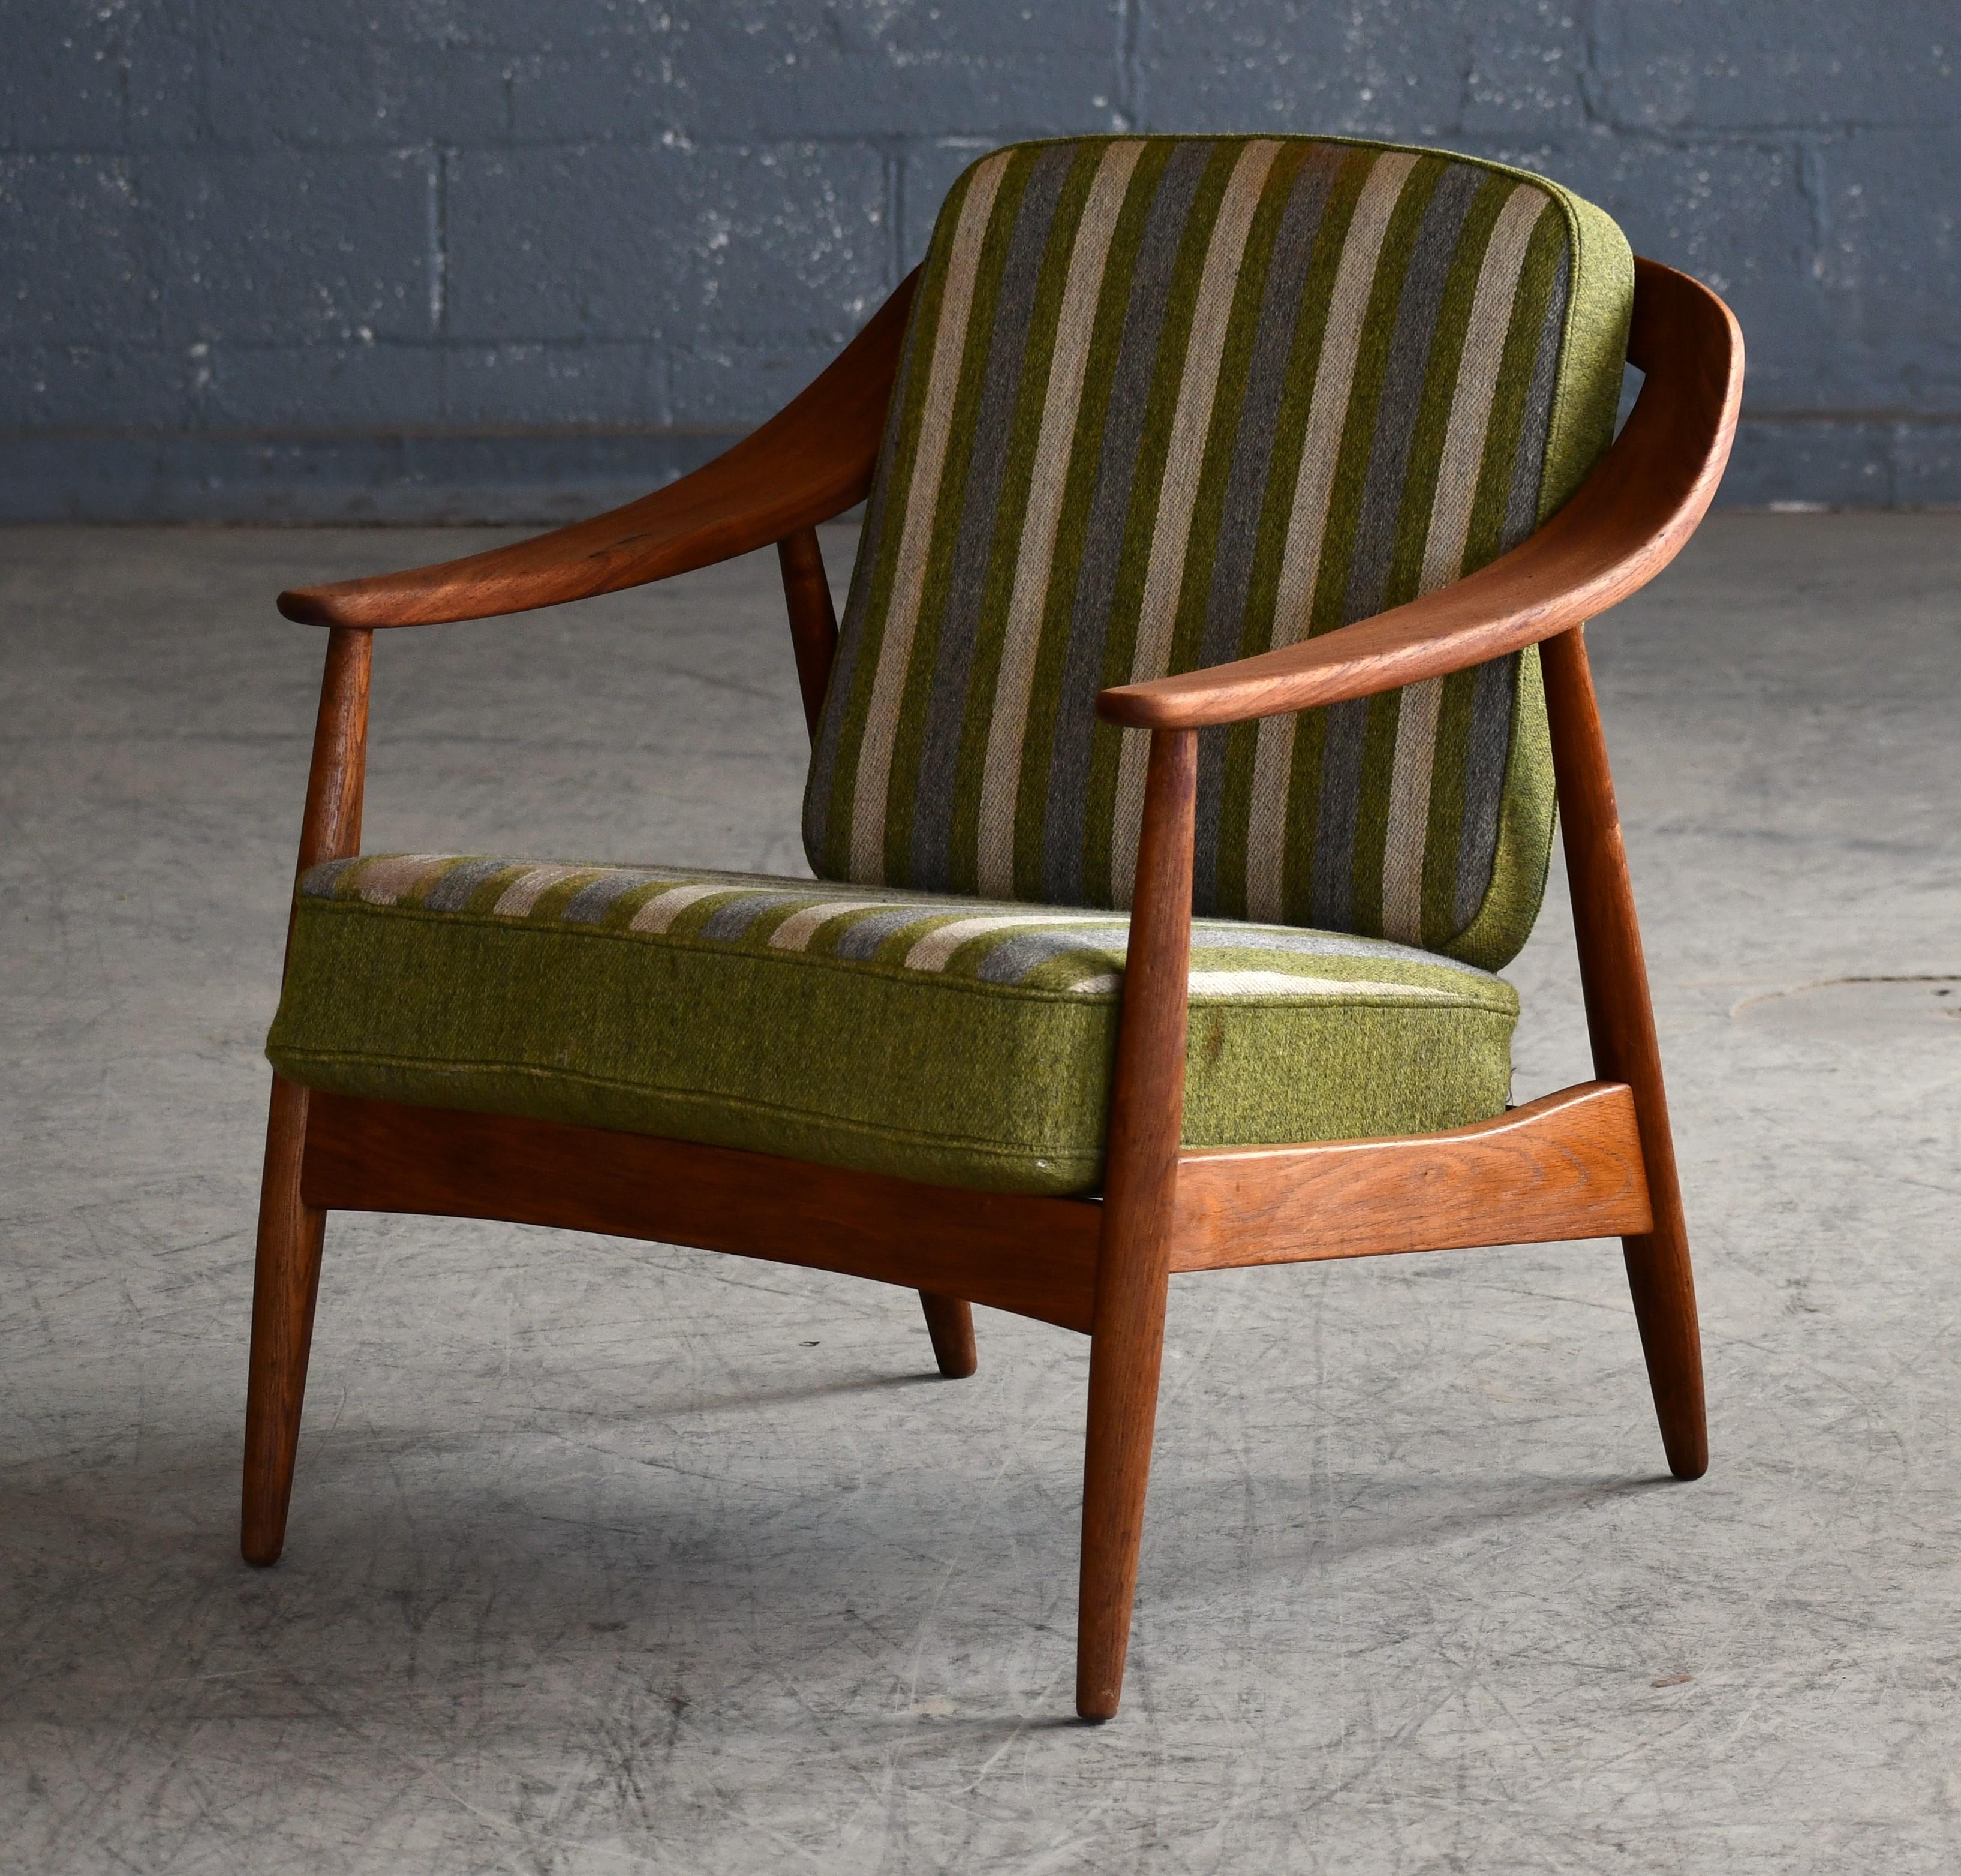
804,137 -> 1632,969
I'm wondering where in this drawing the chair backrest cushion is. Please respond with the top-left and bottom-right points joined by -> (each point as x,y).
803,137 -> 1632,969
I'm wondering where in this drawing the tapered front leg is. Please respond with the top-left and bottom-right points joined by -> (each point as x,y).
241,1074 -> 327,1564
917,1292 -> 978,1378
1076,1235 -> 1173,1720
1076,729 -> 1197,1721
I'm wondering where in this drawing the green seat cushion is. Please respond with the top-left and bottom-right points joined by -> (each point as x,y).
267,852 -> 1519,1198
806,136 -> 1633,968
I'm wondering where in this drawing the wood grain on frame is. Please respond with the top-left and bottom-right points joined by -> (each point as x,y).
1169,1081 -> 1652,1272
277,274 -> 918,630
301,1092 -> 1103,1334
246,249 -> 1742,1717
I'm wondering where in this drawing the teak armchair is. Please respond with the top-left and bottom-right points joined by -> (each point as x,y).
247,138 -> 1742,1721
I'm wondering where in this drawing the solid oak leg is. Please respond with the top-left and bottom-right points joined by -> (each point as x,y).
1076,730 -> 1196,1722
917,1292 -> 978,1378
1542,629 -> 1707,1480
241,1074 -> 327,1564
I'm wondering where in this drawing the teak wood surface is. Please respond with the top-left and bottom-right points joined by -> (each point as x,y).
245,254 -> 1743,1719
1169,1081 -> 1652,1271
297,1074 -> 1656,1332
277,275 -> 918,630
302,1092 -> 1104,1333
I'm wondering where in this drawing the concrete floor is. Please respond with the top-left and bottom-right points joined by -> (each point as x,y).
2,515 -> 1957,1872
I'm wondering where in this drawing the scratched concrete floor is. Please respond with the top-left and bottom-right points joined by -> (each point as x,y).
1,515 -> 1957,1872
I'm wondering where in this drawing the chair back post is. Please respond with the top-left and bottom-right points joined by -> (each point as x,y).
780,524 -> 983,1373
1541,623 -> 1707,1477
297,625 -> 373,874
1532,255 -> 1721,1483
1540,627 -> 1670,1168
777,528 -> 839,742
1538,254 -> 1727,1484
248,620 -> 371,1567
280,624 -> 372,976
1077,724 -> 1198,1718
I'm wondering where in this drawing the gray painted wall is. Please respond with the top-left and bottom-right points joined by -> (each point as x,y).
4,2 -> 1958,520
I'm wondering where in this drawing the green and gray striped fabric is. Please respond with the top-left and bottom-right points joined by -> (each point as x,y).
267,853 -> 1518,1195
805,136 -> 1632,969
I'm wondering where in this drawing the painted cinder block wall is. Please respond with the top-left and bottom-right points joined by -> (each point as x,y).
4,1 -> 1957,520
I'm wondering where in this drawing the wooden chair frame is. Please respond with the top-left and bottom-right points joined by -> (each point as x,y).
248,257 -> 1743,1721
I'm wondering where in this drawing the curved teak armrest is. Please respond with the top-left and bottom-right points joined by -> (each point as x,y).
1098,258 -> 1743,731
279,272 -> 918,629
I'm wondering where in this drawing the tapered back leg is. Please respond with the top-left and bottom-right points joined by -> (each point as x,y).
242,1074 -> 327,1563
242,624 -> 372,1563
779,529 -> 985,1384
918,1292 -> 978,1378
1542,626 -> 1708,1479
